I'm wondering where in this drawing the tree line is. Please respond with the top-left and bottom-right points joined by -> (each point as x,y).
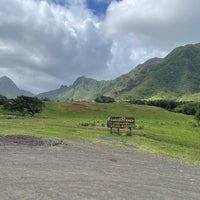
129,99 -> 200,125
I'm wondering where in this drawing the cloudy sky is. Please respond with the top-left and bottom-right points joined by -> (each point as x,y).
1,0 -> 200,94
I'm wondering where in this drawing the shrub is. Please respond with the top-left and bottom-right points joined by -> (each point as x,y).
0,95 -> 8,105
95,96 -> 115,103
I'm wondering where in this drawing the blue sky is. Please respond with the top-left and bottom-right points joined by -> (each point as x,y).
0,0 -> 200,93
87,0 -> 111,16
50,0 -> 117,15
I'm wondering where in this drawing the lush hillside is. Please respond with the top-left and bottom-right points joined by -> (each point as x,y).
0,76 -> 34,98
38,43 -> 200,101
113,43 -> 200,100
104,57 -> 163,98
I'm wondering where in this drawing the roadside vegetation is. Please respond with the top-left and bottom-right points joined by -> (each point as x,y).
0,100 -> 200,165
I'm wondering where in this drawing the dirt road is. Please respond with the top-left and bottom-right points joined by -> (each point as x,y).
0,135 -> 200,200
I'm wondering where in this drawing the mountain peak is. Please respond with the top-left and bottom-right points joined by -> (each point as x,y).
0,76 -> 34,98
0,76 -> 13,81
0,76 -> 18,89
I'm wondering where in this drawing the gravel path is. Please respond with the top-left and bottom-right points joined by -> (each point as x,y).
0,136 -> 200,200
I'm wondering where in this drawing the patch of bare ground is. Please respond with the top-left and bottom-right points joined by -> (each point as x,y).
64,104 -> 88,111
0,137 -> 200,200
0,135 -> 63,146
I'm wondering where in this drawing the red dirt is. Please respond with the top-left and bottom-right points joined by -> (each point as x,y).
64,103 -> 88,110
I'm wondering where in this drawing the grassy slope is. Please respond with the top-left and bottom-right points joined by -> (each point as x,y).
110,44 -> 200,100
0,102 -> 200,165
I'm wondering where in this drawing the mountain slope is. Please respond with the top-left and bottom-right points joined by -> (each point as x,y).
37,85 -> 69,101
115,43 -> 200,99
38,76 -> 111,101
38,43 -> 200,101
0,76 -> 34,98
55,76 -> 111,101
103,57 -> 163,98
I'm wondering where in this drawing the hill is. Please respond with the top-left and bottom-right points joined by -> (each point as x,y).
0,76 -> 34,98
0,101 -> 200,164
38,43 -> 200,101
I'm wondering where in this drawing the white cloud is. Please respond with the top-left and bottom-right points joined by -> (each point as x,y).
0,0 -> 112,93
101,0 -> 200,78
0,0 -> 200,93
104,0 -> 200,47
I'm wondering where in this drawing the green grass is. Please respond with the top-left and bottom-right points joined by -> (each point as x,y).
0,101 -> 200,165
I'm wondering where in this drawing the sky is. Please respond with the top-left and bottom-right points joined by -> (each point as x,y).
1,0 -> 200,94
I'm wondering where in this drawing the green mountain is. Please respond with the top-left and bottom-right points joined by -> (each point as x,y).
0,76 -> 34,98
38,76 -> 111,101
56,76 -> 111,101
38,43 -> 200,101
113,43 -> 200,100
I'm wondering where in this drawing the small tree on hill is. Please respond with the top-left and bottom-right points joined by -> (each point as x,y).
3,96 -> 44,117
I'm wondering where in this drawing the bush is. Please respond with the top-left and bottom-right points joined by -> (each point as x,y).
95,96 -> 115,103
80,122 -> 89,127
0,95 -> 8,105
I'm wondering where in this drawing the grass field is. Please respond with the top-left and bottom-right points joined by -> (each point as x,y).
0,101 -> 200,165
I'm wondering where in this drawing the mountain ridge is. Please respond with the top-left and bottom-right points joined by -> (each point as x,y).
1,43 -> 200,101
37,43 -> 200,101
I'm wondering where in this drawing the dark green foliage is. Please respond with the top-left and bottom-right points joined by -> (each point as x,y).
175,102 -> 198,115
0,95 -> 8,105
130,99 -> 200,116
130,99 -> 181,111
95,96 -> 115,103
3,96 -> 44,117
148,100 -> 182,111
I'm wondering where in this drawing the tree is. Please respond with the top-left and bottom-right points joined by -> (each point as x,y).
0,95 -> 8,105
3,96 -> 44,117
195,110 -> 200,126
95,96 -> 115,103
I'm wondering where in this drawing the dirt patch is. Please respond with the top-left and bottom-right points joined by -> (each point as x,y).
64,103 -> 88,110
99,136 -> 138,149
0,135 -> 63,146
